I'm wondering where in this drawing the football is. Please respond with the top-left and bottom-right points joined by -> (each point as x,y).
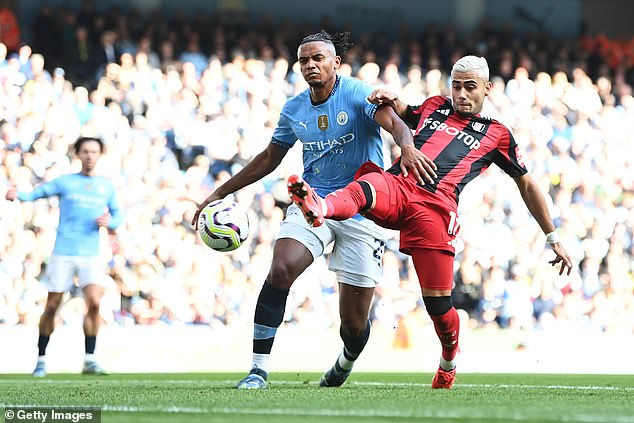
197,200 -> 249,252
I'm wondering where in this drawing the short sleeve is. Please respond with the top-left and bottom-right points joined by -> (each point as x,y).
271,111 -> 298,149
404,104 -> 424,128
493,128 -> 529,177
354,82 -> 379,123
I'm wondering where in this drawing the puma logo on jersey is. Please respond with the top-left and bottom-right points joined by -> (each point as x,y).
419,118 -> 481,150
297,120 -> 309,130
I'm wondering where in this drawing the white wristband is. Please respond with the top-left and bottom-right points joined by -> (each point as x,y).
546,231 -> 560,245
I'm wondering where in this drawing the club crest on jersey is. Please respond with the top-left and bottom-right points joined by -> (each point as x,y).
472,122 -> 485,132
318,115 -> 329,131
336,111 -> 348,126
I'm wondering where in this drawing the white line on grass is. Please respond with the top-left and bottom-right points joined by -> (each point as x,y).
1,379 -> 632,391
351,381 -> 634,391
1,403 -> 632,422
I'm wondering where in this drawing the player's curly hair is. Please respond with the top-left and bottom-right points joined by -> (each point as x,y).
300,30 -> 353,55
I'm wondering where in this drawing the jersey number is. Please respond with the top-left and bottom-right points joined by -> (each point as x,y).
373,239 -> 386,264
448,211 -> 460,235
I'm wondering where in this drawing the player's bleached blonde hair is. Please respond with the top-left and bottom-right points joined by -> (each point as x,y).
451,55 -> 490,81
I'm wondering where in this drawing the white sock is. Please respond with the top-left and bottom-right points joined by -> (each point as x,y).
251,353 -> 270,374
85,353 -> 96,364
439,356 -> 456,371
37,356 -> 46,364
337,349 -> 355,371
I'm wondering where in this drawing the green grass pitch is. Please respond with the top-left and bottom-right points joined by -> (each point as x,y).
1,373 -> 633,422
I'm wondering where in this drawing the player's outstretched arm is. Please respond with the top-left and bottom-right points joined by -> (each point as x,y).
513,174 -> 573,275
5,180 -> 59,202
374,106 -> 437,185
191,142 -> 289,229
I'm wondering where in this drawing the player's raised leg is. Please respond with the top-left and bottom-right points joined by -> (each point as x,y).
288,170 -> 393,228
33,292 -> 64,377
287,175 -> 328,227
287,176 -> 373,226
236,238 -> 314,389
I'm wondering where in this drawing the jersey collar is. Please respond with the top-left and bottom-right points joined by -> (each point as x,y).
311,75 -> 341,106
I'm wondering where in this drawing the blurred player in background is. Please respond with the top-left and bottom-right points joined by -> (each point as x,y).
192,30 -> 436,389
288,55 -> 573,388
6,136 -> 123,376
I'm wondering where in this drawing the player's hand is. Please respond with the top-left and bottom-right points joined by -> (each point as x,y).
190,193 -> 222,230
548,242 -> 573,275
400,145 -> 437,185
96,212 -> 111,228
5,185 -> 17,201
367,89 -> 398,107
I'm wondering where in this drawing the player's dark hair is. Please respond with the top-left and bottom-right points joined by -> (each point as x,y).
74,136 -> 104,154
300,30 -> 353,56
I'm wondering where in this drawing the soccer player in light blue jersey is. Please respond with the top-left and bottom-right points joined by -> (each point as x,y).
6,137 -> 123,377
192,30 -> 437,389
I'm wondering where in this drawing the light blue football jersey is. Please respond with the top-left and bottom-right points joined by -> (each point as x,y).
272,75 -> 383,197
18,173 -> 123,256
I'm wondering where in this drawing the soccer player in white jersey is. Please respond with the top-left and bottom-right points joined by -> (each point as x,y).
192,30 -> 437,389
6,137 -> 123,376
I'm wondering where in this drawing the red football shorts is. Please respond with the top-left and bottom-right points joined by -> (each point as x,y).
354,161 -> 459,256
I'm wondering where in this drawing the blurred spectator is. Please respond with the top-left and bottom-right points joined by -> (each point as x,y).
31,4 -> 58,62
96,30 -> 119,72
66,26 -> 98,88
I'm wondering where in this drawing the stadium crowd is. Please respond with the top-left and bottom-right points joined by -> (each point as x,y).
1,4 -> 633,347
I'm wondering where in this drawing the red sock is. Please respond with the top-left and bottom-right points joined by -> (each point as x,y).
324,182 -> 367,220
430,307 -> 460,361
